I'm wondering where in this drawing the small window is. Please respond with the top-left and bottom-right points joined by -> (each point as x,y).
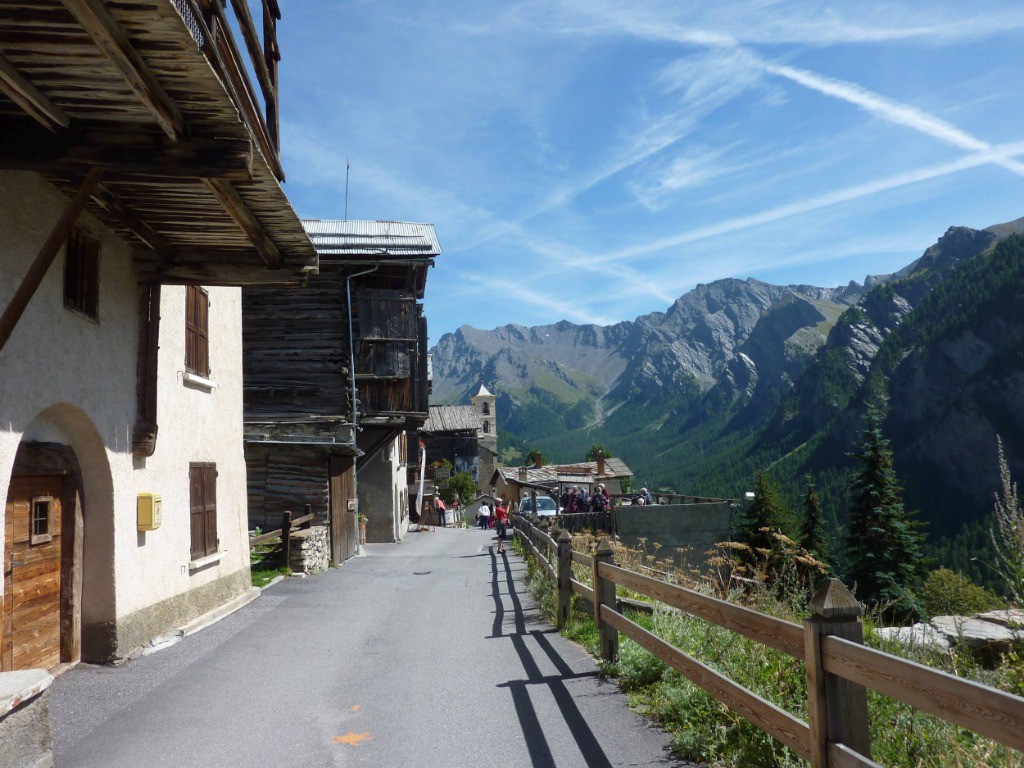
189,463 -> 218,559
30,496 -> 53,545
483,421 -> 490,434
185,286 -> 210,377
64,227 -> 99,318
482,402 -> 490,415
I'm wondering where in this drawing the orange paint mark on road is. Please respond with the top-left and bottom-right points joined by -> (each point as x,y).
332,732 -> 372,746
350,704 -> 361,712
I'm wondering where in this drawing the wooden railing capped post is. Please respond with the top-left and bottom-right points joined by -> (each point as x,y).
593,537 -> 618,662
556,529 -> 572,629
280,509 -> 292,569
804,578 -> 871,767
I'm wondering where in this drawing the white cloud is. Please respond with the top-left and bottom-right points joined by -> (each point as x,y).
597,140 -> 1024,265
763,63 -> 1024,178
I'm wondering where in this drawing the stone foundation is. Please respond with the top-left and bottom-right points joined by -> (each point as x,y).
107,567 -> 253,661
289,525 -> 329,575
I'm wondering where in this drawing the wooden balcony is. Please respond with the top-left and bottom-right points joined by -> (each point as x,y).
0,0 -> 316,285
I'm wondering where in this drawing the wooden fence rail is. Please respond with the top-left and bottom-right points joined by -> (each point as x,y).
512,515 -> 1024,768
249,507 -> 315,567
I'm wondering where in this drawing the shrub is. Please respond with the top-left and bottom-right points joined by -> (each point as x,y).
920,568 -> 1004,617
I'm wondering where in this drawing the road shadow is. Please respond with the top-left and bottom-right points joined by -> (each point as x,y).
488,547 -> 682,767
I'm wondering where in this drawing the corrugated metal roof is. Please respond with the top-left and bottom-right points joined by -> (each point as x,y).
421,405 -> 481,434
302,220 -> 441,258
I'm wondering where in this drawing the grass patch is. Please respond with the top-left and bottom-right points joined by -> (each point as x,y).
250,540 -> 290,588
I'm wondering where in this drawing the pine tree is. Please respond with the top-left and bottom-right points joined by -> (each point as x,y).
737,471 -> 789,555
846,409 -> 926,621
799,479 -> 829,564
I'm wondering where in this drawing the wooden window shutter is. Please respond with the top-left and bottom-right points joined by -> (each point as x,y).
189,463 -> 205,559
189,463 -> 218,559
185,286 -> 210,376
203,464 -> 218,557
64,227 -> 99,318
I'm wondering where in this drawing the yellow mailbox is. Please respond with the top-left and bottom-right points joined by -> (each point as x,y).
137,493 -> 162,531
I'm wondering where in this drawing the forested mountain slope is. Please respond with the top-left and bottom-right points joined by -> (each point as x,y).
429,219 -> 1024,577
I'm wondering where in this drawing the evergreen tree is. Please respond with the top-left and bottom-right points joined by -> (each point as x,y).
846,409 -> 926,621
737,471 -> 789,555
799,479 -> 828,563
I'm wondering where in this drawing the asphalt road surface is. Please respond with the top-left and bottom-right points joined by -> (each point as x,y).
51,526 -> 692,767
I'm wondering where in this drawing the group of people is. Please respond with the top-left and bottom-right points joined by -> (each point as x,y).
559,484 -> 611,513
477,499 -> 510,553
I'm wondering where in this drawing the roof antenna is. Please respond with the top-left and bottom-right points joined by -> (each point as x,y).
344,159 -> 351,221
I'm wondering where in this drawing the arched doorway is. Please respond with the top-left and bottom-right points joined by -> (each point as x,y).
1,404 -> 114,670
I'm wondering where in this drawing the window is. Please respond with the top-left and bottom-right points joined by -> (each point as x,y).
189,463 -> 218,559
30,496 -> 53,545
483,421 -> 490,434
482,402 -> 490,415
64,227 -> 99,318
185,285 -> 210,377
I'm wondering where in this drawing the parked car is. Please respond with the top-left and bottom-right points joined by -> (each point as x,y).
517,496 -> 560,517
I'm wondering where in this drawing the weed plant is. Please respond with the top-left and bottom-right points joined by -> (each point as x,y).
519,527 -> 1024,768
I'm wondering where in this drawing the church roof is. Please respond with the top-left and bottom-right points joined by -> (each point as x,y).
474,384 -> 493,397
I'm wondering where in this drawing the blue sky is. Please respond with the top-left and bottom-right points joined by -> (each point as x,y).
275,1 -> 1024,342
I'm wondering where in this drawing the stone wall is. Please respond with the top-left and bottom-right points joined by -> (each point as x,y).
289,526 -> 330,576
616,502 -> 733,572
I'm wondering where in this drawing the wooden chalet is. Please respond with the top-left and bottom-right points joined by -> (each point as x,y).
244,220 -> 437,556
418,405 -> 483,483
0,0 -> 315,673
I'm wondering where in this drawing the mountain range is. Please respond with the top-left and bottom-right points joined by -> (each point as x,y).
430,218 -> 1024,579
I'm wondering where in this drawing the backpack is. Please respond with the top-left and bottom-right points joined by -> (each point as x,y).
576,492 -> 589,510
592,493 -> 608,512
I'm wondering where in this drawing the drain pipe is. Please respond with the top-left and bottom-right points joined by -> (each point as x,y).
346,266 -> 378,555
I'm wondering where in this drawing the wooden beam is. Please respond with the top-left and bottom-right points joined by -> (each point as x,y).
202,178 -> 282,268
0,128 -> 252,180
0,167 -> 105,352
59,0 -> 187,141
88,182 -> 178,260
133,254 -> 306,286
0,52 -> 70,132
229,0 -> 275,109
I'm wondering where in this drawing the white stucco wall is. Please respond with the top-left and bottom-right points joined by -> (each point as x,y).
0,171 -> 249,653
357,436 -> 409,542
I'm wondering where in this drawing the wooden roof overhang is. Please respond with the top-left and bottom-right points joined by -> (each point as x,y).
0,0 -> 317,286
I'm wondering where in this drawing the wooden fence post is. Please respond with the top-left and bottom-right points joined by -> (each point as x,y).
556,529 -> 572,628
804,578 -> 871,768
281,509 -> 292,569
592,537 -> 618,662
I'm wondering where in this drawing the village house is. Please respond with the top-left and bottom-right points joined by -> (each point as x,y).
417,384 -> 497,487
244,220 -> 437,553
0,0 -> 316,679
491,454 -> 635,509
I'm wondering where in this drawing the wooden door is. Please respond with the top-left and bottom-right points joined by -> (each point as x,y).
329,455 -> 355,563
2,476 -> 63,671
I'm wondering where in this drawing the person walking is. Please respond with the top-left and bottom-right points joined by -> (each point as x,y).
478,500 -> 491,530
494,502 -> 509,553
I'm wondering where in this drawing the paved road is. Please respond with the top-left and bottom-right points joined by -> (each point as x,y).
51,527 -> 691,767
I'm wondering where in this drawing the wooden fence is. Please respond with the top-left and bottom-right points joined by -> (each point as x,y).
249,507 -> 315,567
512,515 -> 1024,768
